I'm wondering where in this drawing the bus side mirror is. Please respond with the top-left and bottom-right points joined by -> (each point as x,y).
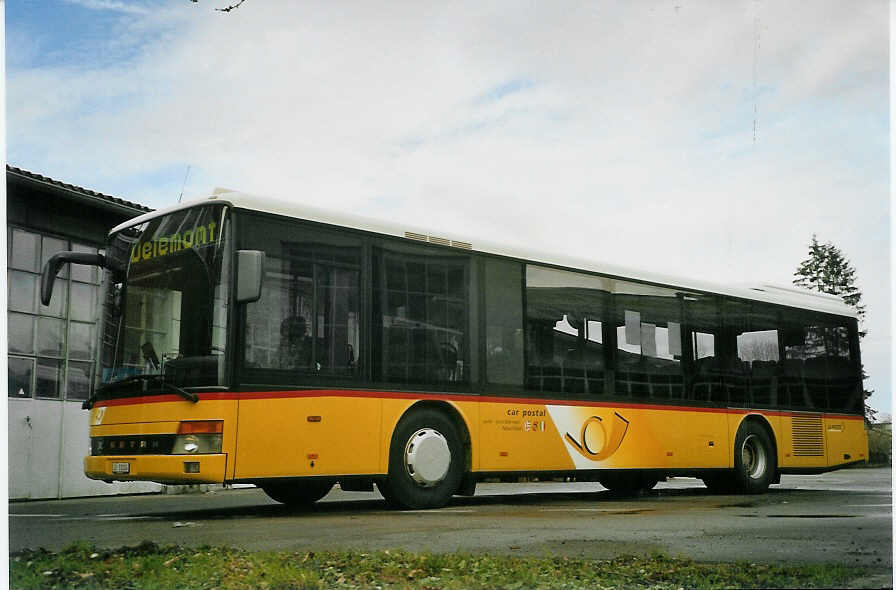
41,251 -> 107,306
236,250 -> 265,303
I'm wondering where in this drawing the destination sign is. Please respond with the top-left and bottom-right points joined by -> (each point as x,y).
129,220 -> 219,264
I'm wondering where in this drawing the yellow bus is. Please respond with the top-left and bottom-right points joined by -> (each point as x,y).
41,193 -> 869,509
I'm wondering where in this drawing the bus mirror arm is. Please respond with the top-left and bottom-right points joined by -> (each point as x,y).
41,251 -> 112,306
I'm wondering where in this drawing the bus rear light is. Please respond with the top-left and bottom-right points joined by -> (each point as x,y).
178,420 -> 223,435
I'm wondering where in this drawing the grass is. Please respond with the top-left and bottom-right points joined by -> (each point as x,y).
9,542 -> 868,589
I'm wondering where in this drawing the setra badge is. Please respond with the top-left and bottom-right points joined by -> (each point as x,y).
91,407 -> 106,426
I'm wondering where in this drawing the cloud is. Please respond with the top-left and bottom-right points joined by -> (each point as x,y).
7,0 -> 890,411
63,0 -> 150,15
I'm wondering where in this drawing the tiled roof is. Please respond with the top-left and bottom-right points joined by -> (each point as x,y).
7,165 -> 153,213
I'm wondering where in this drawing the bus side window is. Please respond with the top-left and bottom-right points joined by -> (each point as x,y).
373,247 -> 470,387
783,318 -> 857,412
724,301 -> 780,409
484,259 -> 524,388
685,294 -> 720,403
242,219 -> 362,382
524,266 -> 610,397
611,281 -> 683,402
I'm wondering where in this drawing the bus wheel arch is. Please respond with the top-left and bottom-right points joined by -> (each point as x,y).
738,414 -> 779,468
379,402 -> 470,509
261,478 -> 335,507
732,415 -> 778,494
395,401 -> 473,473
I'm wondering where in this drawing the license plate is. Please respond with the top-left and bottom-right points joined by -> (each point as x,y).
112,462 -> 130,474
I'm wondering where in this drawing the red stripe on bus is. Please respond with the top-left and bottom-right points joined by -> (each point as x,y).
92,389 -> 864,420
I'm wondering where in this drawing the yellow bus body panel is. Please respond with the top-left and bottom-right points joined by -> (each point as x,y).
85,393 -> 868,485
84,454 -> 226,484
824,415 -> 869,465
233,395 -> 382,479
88,399 -> 238,481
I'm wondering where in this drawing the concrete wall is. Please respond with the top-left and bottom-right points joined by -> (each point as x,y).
9,398 -> 161,500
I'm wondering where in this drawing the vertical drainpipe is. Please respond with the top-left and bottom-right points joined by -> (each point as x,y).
56,274 -> 72,499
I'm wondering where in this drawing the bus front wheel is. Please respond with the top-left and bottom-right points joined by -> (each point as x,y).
379,409 -> 463,510
262,479 -> 334,507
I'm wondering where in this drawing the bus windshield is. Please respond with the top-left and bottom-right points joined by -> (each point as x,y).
99,204 -> 230,391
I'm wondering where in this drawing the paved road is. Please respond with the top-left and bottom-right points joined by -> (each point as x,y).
9,468 -> 892,582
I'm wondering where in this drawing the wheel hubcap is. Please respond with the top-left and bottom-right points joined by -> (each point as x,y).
741,434 -> 767,480
405,428 -> 451,487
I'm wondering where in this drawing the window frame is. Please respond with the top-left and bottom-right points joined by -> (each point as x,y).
371,239 -> 474,392
235,213 -> 367,390
226,209 -> 863,415
7,225 -> 102,402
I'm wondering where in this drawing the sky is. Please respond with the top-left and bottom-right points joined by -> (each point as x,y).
6,0 -> 891,415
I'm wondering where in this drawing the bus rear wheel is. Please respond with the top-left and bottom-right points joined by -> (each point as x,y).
599,471 -> 658,496
262,479 -> 334,507
732,422 -> 776,494
379,409 -> 463,510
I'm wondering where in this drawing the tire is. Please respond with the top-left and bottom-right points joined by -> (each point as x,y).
599,471 -> 658,496
262,479 -> 334,507
379,408 -> 464,510
732,422 -> 776,494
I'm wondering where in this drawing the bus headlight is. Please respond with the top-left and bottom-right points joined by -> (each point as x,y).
172,433 -> 222,454
172,420 -> 223,454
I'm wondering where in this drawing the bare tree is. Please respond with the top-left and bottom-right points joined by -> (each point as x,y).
189,0 -> 248,12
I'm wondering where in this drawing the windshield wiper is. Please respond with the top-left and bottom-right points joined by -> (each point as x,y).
85,374 -> 199,409
157,379 -> 199,403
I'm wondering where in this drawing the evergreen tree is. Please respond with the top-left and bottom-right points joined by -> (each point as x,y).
793,235 -> 875,423
794,235 -> 866,335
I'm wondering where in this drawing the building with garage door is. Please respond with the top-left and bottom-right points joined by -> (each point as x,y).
7,165 -> 163,499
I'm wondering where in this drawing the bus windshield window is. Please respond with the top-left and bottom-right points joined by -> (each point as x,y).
100,205 -> 230,388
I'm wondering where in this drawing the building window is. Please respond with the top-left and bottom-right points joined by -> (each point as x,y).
7,226 -> 100,401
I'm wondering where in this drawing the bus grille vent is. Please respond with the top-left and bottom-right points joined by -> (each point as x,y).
427,235 -> 452,247
791,416 -> 824,457
405,232 -> 428,242
451,240 -> 472,250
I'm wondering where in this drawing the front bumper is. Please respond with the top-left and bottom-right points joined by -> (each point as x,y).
84,453 -> 227,484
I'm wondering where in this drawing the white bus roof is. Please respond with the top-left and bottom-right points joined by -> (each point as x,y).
111,192 -> 857,319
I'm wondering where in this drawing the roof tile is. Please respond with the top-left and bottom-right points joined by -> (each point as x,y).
7,165 -> 153,213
